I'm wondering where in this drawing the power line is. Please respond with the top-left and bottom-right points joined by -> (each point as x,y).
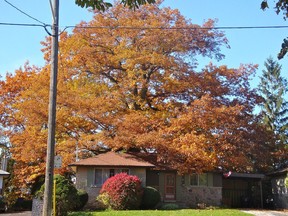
0,22 -> 53,35
2,0 -> 288,34
66,24 -> 288,31
3,0 -> 48,26
0,22 -> 46,27
1,21 -> 288,32
2,0 -> 288,31
214,25 -> 288,30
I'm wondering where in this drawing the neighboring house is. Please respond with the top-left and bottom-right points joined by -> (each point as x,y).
69,151 -> 265,209
268,167 -> 288,209
0,170 -> 9,195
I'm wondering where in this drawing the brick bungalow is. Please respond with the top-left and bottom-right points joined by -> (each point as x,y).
69,151 -> 264,209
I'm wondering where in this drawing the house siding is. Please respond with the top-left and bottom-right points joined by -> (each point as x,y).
158,172 -> 165,201
146,170 -> 159,190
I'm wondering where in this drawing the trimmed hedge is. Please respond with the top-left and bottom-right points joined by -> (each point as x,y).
141,186 -> 160,209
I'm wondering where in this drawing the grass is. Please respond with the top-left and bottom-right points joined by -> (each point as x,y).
69,209 -> 252,216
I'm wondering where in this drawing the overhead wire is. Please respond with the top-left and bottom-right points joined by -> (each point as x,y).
0,22 -> 45,27
0,0 -> 288,36
3,0 -> 288,34
65,25 -> 288,30
2,0 -> 288,35
2,22 -> 288,32
2,0 -> 53,35
3,0 -> 47,26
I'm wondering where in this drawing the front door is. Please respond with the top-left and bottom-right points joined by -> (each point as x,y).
164,173 -> 176,200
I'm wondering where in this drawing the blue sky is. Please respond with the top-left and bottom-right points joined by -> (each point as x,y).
1,0 -> 288,88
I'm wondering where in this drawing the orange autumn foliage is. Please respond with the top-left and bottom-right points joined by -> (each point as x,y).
0,2 -> 286,196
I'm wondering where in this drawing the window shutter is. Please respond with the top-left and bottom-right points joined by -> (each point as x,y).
207,173 -> 213,187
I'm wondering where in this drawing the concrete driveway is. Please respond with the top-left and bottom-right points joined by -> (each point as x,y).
242,210 -> 288,216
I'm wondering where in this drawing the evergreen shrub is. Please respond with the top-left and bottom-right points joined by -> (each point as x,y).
141,186 -> 161,209
37,174 -> 82,216
161,203 -> 180,210
75,189 -> 88,210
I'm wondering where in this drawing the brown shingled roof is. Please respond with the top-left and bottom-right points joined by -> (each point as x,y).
69,151 -> 155,168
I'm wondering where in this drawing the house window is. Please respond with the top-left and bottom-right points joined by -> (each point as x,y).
94,169 -> 110,186
190,174 -> 198,186
94,168 -> 130,186
109,169 -> 115,177
190,173 -> 208,186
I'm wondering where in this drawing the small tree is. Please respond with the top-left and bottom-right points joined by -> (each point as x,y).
258,57 -> 288,143
97,173 -> 143,210
258,57 -> 288,169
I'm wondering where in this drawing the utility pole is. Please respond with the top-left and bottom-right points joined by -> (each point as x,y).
42,0 -> 59,215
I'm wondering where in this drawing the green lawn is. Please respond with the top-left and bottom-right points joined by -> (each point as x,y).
69,209 -> 252,216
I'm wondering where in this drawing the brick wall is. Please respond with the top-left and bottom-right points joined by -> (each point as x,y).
179,186 -> 222,208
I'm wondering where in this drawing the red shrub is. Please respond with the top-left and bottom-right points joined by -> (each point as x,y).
98,173 -> 143,210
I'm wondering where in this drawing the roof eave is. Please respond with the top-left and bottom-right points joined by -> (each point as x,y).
229,173 -> 265,179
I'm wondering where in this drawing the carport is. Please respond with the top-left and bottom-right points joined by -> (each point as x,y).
222,173 -> 265,208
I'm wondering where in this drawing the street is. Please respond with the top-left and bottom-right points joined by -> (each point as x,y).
0,211 -> 31,216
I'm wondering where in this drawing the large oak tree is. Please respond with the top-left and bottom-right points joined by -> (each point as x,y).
0,2 -> 286,195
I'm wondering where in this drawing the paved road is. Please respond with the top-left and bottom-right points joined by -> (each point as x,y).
0,211 -> 31,216
242,210 -> 288,216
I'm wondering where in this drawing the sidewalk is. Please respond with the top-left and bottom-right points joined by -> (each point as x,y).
241,209 -> 288,216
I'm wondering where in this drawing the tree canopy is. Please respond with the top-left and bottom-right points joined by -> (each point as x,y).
75,0 -> 155,10
0,2 -> 286,195
261,1 -> 288,59
261,0 -> 288,19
